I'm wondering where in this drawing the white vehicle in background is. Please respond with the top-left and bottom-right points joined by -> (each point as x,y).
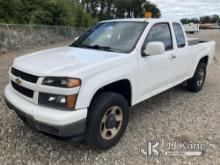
5,18 -> 215,150
183,23 -> 200,33
212,24 -> 220,29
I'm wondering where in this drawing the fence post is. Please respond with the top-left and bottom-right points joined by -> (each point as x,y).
81,27 -> 84,35
6,24 -> 9,32
65,26 -> 68,39
56,26 -> 59,39
6,24 -> 10,38
30,25 -> 33,35
71,27 -> 74,38
45,25 -> 48,37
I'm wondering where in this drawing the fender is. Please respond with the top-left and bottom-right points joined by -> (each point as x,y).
75,63 -> 137,109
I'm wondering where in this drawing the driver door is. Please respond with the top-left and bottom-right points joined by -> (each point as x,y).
138,23 -> 177,98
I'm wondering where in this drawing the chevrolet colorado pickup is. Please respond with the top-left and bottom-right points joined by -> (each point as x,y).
4,19 -> 215,150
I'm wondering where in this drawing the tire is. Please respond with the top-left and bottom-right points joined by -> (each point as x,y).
187,62 -> 207,92
85,92 -> 129,150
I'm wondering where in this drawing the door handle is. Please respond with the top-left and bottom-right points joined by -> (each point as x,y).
169,54 -> 176,60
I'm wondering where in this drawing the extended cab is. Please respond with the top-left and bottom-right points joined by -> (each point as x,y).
4,19 -> 215,150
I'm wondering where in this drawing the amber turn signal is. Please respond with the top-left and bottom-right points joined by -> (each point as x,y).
67,79 -> 81,88
66,95 -> 77,109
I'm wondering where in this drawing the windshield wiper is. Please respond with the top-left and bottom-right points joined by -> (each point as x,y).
72,43 -> 112,52
71,43 -> 88,48
89,45 -> 112,51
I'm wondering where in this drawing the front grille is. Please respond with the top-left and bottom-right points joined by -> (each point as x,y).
11,81 -> 34,98
11,67 -> 38,83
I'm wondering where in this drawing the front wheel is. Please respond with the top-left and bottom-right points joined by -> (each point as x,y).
187,62 -> 207,92
85,92 -> 129,150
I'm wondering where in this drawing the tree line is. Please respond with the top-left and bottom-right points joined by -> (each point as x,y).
181,15 -> 220,24
81,0 -> 161,20
0,0 -> 97,27
0,0 -> 161,27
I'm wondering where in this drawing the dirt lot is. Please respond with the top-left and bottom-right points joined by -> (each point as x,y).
0,30 -> 220,164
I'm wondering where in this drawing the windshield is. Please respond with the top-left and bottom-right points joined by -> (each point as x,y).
71,21 -> 148,53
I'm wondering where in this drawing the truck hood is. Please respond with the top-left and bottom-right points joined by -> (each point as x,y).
13,46 -> 122,76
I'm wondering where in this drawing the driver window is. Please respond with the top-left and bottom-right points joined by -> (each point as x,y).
144,23 -> 173,51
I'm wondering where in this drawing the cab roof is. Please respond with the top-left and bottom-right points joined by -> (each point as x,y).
101,18 -> 180,24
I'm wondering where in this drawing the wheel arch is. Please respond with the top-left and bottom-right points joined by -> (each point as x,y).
190,55 -> 209,78
89,79 -> 133,107
199,56 -> 209,65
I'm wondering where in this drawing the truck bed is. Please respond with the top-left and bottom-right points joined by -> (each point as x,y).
187,38 -> 215,66
188,38 -> 208,46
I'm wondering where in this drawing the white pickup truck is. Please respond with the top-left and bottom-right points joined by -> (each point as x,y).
4,18 -> 215,150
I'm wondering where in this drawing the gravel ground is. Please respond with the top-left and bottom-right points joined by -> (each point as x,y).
0,31 -> 220,164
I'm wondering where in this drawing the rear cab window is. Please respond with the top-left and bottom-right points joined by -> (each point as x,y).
144,23 -> 173,51
173,23 -> 186,48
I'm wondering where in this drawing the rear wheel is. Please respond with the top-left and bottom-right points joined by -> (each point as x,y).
85,92 -> 129,150
187,62 -> 207,92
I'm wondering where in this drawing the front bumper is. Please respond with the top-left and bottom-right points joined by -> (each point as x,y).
4,85 -> 87,138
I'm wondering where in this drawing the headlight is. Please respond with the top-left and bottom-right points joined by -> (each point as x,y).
39,93 -> 77,110
40,77 -> 81,109
42,77 -> 81,88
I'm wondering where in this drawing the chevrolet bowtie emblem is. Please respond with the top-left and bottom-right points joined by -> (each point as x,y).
15,78 -> 22,86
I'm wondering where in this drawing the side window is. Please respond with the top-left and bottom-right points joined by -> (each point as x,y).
173,23 -> 186,48
144,23 -> 173,51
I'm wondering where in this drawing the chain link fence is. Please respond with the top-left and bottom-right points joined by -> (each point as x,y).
0,24 -> 87,53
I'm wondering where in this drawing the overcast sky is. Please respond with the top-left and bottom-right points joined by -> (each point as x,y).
150,0 -> 220,19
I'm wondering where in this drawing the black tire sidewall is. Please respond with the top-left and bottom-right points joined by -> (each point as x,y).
86,92 -> 129,150
188,62 -> 207,92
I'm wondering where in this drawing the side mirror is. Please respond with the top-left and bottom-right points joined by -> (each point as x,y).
74,36 -> 79,41
142,42 -> 165,57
